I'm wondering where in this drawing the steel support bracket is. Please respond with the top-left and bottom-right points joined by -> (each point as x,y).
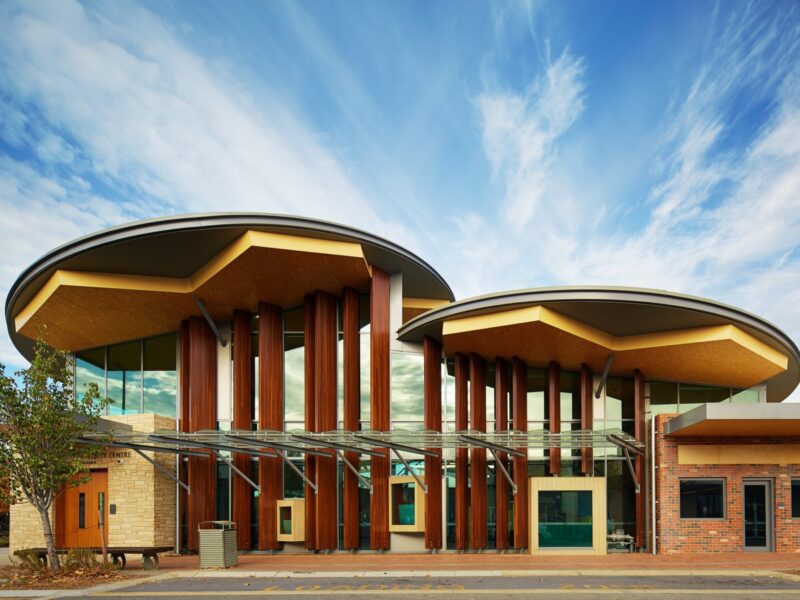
277,450 -> 317,495
335,449 -> 372,493
212,449 -> 261,493
132,447 -> 190,494
193,294 -> 227,347
391,448 -> 427,494
487,448 -> 517,495
623,447 -> 641,494
594,353 -> 615,399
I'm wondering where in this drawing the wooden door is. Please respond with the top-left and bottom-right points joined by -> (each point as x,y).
58,470 -> 108,548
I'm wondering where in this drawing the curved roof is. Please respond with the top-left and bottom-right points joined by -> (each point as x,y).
398,286 -> 800,402
5,212 -> 454,359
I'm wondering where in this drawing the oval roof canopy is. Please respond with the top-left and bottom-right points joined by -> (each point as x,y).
6,213 -> 454,359
398,286 -> 800,403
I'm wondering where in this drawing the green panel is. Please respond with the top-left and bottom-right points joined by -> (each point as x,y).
538,490 -> 593,548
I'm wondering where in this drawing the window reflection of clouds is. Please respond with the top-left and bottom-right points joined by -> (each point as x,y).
74,333 -> 177,418
284,335 -> 305,423
390,352 -> 424,422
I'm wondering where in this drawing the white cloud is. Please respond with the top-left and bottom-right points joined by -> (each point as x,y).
477,48 -> 585,232
0,0 -> 414,368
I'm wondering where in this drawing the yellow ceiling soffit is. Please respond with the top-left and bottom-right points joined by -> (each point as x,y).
441,305 -> 788,371
402,297 -> 450,310
15,230 -> 369,333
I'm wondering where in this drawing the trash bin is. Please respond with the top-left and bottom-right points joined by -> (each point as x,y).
198,521 -> 238,568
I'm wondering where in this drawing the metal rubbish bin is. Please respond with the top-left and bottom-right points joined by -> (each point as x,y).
198,521 -> 238,568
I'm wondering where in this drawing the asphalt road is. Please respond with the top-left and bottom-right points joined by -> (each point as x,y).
71,573 -> 800,600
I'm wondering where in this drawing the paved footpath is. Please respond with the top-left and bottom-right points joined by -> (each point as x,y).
6,570 -> 800,600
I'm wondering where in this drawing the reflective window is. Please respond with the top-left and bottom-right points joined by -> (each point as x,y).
143,334 -> 177,417
649,381 -> 678,415
792,480 -> 800,518
605,377 -> 635,437
526,367 -> 548,424
107,340 -> 142,414
75,347 -> 105,401
390,351 -> 424,422
730,388 -> 759,403
679,384 -> 730,413
360,332 -> 371,422
606,460 -> 636,536
538,490 -> 592,548
486,362 -> 496,425
284,306 -> 305,424
680,479 -> 724,518
390,481 -> 416,525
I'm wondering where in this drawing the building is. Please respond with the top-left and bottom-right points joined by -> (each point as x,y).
5,213 -> 800,556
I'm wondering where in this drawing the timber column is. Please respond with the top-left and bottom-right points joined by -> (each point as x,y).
511,357 -> 528,549
423,336 -> 442,550
232,310 -> 253,550
184,316 -> 217,552
370,268 -> 391,550
469,353 -> 487,549
258,302 -> 283,551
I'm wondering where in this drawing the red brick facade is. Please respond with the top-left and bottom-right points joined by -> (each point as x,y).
654,414 -> 800,553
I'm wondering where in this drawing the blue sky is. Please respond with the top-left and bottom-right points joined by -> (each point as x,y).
1,0 -> 800,397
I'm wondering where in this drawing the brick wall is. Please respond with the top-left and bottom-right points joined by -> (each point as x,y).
655,414 -> 800,554
10,414 -> 177,552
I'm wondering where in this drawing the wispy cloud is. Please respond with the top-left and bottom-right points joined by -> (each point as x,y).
478,48 -> 585,232
0,0 -> 416,366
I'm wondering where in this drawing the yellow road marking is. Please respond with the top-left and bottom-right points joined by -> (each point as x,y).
92,589 -> 800,596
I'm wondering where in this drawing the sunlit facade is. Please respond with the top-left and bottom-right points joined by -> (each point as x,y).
6,214 -> 800,556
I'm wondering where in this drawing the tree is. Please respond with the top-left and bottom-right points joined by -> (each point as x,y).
0,333 -> 109,572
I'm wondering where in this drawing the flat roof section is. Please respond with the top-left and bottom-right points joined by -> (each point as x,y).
664,402 -> 800,437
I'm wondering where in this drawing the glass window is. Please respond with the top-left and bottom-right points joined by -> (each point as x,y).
559,370 -> 581,422
390,352 -> 424,422
730,388 -> 759,404
606,460 -> 636,536
649,381 -> 678,415
107,341 -> 142,415
75,347 -> 105,402
283,457 -> 305,498
679,384 -> 730,413
391,481 -> 416,525
444,359 -> 455,429
360,332 -> 371,422
486,362 -> 496,424
143,334 -> 177,418
680,479 -> 724,518
526,368 -> 548,422
216,462 -> 230,520
538,490 -> 592,548
605,377 -> 634,422
284,333 -> 305,423
792,480 -> 800,518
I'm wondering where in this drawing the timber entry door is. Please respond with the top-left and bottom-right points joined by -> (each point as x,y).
59,470 -> 108,548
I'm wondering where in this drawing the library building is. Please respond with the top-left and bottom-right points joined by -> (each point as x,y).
5,214 -> 800,557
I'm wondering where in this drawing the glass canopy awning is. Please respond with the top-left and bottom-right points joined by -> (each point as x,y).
77,428 -> 645,496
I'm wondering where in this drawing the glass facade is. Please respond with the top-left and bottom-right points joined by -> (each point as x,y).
647,381 -> 761,414
195,293 -> 773,553
538,490 -> 592,548
74,333 -> 177,418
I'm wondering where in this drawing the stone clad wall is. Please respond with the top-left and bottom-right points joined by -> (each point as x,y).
9,413 -> 177,552
655,414 -> 800,553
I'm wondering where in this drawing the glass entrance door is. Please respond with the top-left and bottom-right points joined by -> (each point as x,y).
744,481 -> 772,551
